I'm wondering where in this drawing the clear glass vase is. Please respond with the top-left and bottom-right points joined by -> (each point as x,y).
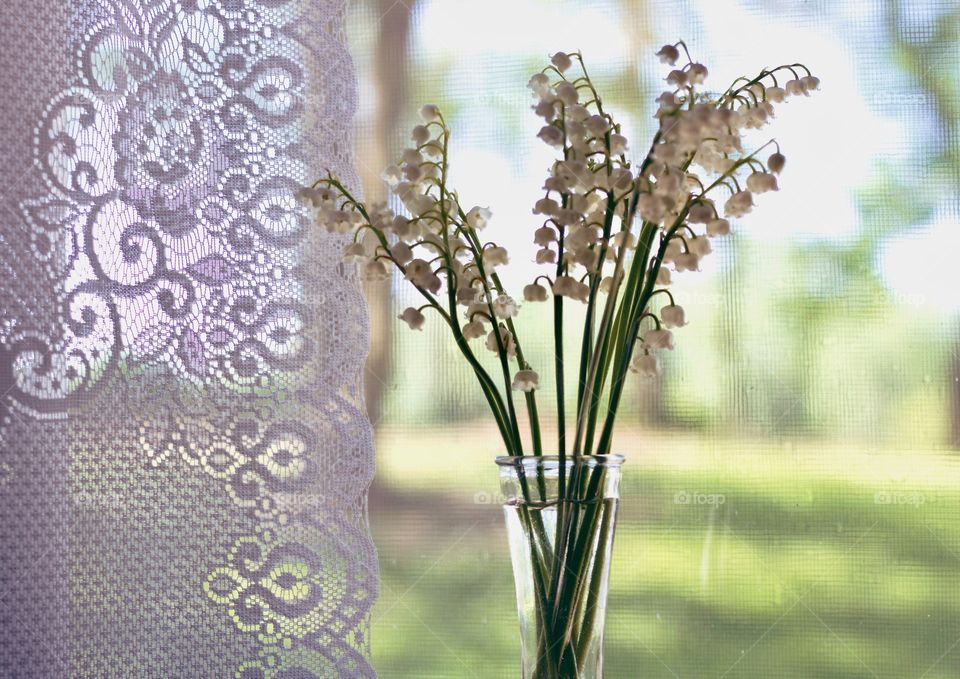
497,455 -> 624,679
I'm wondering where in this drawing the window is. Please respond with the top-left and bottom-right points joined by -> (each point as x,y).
350,1 -> 960,676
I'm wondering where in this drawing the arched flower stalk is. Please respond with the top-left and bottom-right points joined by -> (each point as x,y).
300,43 -> 818,677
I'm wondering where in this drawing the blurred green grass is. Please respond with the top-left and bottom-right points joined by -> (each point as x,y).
370,425 -> 960,678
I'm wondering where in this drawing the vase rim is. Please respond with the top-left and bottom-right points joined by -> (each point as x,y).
495,454 -> 624,466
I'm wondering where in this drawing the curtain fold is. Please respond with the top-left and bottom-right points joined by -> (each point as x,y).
0,1 -> 377,676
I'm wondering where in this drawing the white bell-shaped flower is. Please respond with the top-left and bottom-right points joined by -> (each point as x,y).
656,44 -> 680,65
766,86 -> 786,103
746,172 -> 779,193
493,295 -> 520,319
552,275 -> 589,302
466,206 -> 492,230
536,248 -> 556,264
523,282 -> 549,302
689,236 -> 712,258
462,320 -> 486,340
706,218 -> 731,237
724,191 -> 754,218
630,352 -> 661,377
483,246 -> 509,268
363,259 -> 390,281
643,328 -> 675,350
534,225 -> 558,246
486,324 -> 517,357
512,369 -> 540,392
538,125 -> 564,148
398,307 -> 426,330
687,63 -> 708,84
687,202 -> 715,224
534,198 -> 560,216
674,252 -> 700,272
661,304 -> 687,328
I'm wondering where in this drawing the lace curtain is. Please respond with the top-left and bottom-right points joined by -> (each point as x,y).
0,1 -> 377,676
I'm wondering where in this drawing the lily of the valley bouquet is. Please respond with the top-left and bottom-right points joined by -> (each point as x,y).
299,42 -> 818,679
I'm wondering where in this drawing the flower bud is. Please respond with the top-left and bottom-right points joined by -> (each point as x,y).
411,125 -> 430,145
767,152 -> 786,174
419,104 -> 441,123
551,52 -> 573,73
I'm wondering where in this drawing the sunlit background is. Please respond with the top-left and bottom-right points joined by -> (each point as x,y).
346,1 -> 960,676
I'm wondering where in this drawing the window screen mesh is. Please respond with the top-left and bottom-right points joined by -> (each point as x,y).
348,1 -> 960,676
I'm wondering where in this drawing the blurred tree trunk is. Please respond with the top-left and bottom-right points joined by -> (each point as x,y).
359,0 -> 416,426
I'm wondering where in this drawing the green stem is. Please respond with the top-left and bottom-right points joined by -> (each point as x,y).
574,498 -> 616,673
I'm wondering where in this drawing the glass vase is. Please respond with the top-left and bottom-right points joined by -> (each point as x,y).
497,454 -> 624,679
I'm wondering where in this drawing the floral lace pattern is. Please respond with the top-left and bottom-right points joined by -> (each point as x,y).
0,0 -> 376,676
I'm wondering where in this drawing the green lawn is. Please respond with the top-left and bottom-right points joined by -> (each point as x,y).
370,425 -> 960,678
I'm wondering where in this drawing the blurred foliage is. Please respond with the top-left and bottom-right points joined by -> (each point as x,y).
372,431 -> 960,678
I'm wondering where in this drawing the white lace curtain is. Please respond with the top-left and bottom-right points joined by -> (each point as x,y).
0,1 -> 377,676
